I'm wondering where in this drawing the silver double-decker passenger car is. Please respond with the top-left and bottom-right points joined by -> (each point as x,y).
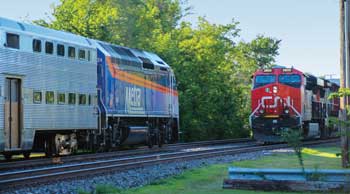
0,17 -> 97,159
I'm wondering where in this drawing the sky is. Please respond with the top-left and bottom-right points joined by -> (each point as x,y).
0,0 -> 340,77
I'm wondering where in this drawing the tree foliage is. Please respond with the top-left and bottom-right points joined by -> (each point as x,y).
36,0 -> 280,141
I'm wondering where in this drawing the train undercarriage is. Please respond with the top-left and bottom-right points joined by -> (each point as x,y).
2,117 -> 178,160
252,117 -> 338,143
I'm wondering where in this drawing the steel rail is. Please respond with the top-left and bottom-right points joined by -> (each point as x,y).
0,142 -> 259,181
0,138 -> 337,191
0,138 -> 252,171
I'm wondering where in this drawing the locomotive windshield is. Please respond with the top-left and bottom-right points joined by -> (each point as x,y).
254,75 -> 276,88
278,74 -> 301,88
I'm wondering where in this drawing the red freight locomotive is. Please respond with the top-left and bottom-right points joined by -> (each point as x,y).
250,66 -> 339,142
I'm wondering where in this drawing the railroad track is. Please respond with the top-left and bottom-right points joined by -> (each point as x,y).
0,138 -> 252,171
0,138 -> 338,191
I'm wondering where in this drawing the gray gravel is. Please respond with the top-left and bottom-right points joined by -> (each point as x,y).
4,149 -> 291,194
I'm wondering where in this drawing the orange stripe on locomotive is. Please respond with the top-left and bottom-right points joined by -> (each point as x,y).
106,57 -> 178,96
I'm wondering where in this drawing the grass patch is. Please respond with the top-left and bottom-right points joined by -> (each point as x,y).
80,146 -> 344,194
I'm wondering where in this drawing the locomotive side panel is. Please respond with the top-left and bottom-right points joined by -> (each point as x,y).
101,51 -> 176,117
96,43 -> 179,146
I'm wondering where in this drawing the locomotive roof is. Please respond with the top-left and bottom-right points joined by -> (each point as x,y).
98,41 -> 170,68
257,66 -> 339,87
0,17 -> 171,69
0,17 -> 94,48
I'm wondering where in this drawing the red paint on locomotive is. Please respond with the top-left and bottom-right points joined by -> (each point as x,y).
251,68 -> 303,118
250,66 -> 339,142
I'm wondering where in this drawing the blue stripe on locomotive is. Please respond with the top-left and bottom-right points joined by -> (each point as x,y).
98,49 -> 172,116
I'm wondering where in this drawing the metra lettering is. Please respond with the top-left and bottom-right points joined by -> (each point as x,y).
126,87 -> 141,107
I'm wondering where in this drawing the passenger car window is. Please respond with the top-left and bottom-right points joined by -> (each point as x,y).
68,93 -> 76,105
33,39 -> 41,52
45,41 -> 53,54
68,46 -> 76,58
254,75 -> 276,88
6,33 -> 20,49
57,93 -> 66,104
57,44 -> 65,56
46,91 -> 54,104
79,94 -> 87,105
33,91 -> 42,104
78,49 -> 86,60
94,95 -> 98,105
88,95 -> 92,105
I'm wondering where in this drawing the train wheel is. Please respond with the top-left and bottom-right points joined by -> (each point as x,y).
148,139 -> 153,148
23,151 -> 31,159
158,130 -> 164,148
44,135 -> 57,157
148,132 -> 155,149
4,153 -> 12,160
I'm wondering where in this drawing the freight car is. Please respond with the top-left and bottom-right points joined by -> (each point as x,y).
250,66 -> 339,142
0,17 -> 179,159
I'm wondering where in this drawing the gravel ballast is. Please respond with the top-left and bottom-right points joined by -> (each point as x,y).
5,149 -> 293,194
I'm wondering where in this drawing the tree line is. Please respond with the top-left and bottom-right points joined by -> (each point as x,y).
35,0 -> 281,141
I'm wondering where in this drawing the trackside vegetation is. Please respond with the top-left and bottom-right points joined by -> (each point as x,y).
35,0 -> 281,141
78,146 -> 342,194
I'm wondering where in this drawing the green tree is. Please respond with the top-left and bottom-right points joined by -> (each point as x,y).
35,0 -> 119,42
166,19 -> 243,140
35,0 -> 186,48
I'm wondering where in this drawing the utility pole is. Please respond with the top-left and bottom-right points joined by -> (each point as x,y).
340,0 -> 349,168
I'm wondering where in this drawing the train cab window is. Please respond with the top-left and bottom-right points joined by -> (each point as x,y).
45,41 -> 53,54
78,49 -> 86,60
160,67 -> 167,71
68,46 -> 76,58
57,93 -> 66,104
32,39 -> 42,52
46,91 -> 54,104
68,93 -> 76,105
33,91 -> 42,104
254,75 -> 276,88
57,44 -> 65,56
278,74 -> 301,88
6,33 -> 20,49
139,57 -> 154,69
79,94 -> 87,105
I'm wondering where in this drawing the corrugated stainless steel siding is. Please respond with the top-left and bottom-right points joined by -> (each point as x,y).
0,47 -> 97,130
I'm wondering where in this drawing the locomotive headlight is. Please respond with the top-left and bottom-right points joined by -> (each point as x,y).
259,109 -> 264,114
284,109 -> 289,114
273,86 -> 278,93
